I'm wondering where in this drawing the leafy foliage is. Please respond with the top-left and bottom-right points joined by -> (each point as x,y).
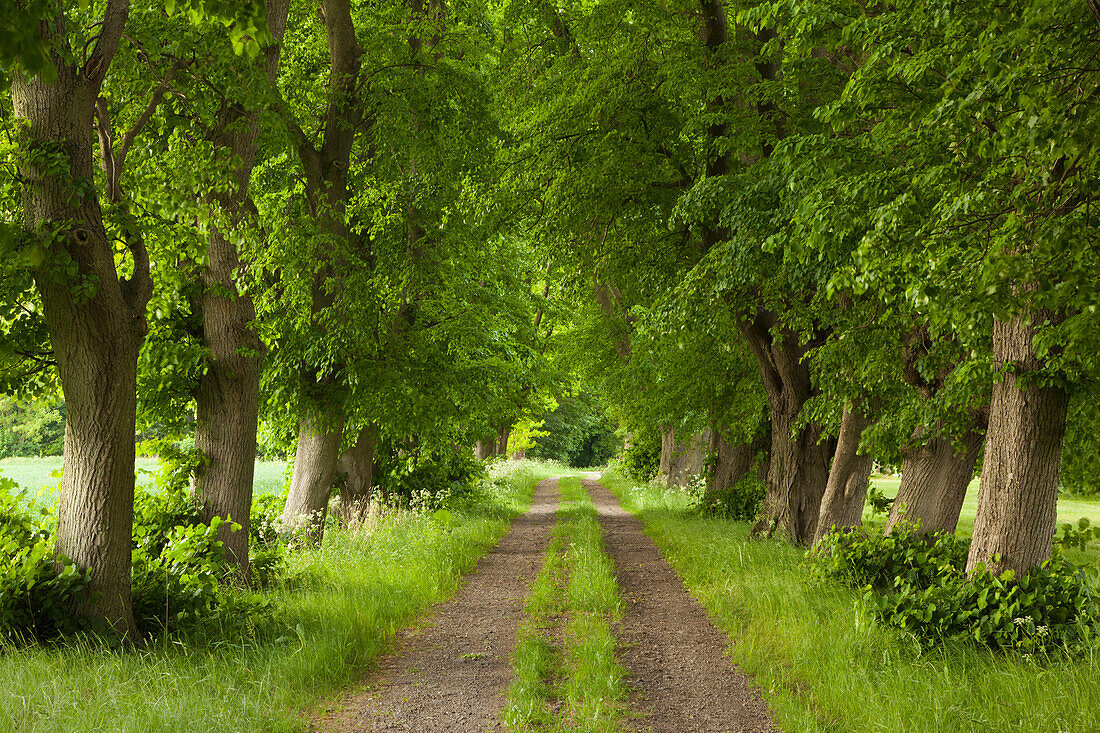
693,471 -> 766,522
809,525 -> 1100,654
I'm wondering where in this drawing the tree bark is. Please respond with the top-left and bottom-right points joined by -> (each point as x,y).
12,3 -> 146,636
741,313 -> 832,544
814,404 -> 874,544
495,425 -> 511,456
657,427 -> 710,487
966,312 -> 1069,577
336,424 -> 377,523
474,439 -> 494,460
885,413 -> 985,536
280,403 -> 344,542
193,0 -> 290,583
704,423 -> 766,503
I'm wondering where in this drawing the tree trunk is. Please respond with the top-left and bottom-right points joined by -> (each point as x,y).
814,405 -> 874,544
193,324 -> 260,578
336,424 -> 377,523
658,427 -> 710,487
741,315 -> 832,545
13,19 -> 148,636
885,414 -> 985,536
280,403 -> 344,543
193,0 -> 290,583
495,425 -> 511,456
967,312 -> 1069,577
474,439 -> 494,460
704,424 -> 766,504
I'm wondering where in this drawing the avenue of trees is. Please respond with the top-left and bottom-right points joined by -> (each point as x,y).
2,0 -> 1099,636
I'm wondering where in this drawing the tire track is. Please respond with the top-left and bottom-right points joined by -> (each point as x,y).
319,478 -> 561,733
583,477 -> 776,733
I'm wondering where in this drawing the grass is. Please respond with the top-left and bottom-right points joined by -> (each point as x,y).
868,475 -> 1100,531
504,476 -> 627,733
603,469 -> 1100,733
0,456 -> 290,509
0,459 -> 563,733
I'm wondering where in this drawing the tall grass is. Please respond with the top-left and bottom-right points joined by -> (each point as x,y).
603,470 -> 1100,733
0,460 -> 558,733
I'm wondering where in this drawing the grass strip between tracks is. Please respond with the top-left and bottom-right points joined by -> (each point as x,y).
505,476 -> 626,733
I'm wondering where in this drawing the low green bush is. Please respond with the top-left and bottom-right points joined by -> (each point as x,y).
809,523 -> 1100,654
1,454 -> 288,643
376,442 -> 486,511
619,429 -> 660,483
0,477 -> 87,641
692,471 -> 766,521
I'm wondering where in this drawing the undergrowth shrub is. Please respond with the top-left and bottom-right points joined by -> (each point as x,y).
0,477 -> 86,641
619,429 -> 660,483
2,452 -> 288,643
377,443 -> 486,511
809,523 -> 1100,654
692,471 -> 766,521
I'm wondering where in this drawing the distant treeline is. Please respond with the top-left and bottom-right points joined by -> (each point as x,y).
0,399 -> 64,459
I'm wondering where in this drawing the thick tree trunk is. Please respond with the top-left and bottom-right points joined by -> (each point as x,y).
967,312 -> 1069,576
741,315 -> 832,544
13,17 -> 147,635
474,439 -> 494,460
280,403 -> 345,543
193,0 -> 290,583
885,415 -> 985,536
658,427 -> 710,487
495,425 -> 511,456
336,424 -> 377,523
704,424 -> 766,504
193,323 -> 260,578
814,405 -> 874,544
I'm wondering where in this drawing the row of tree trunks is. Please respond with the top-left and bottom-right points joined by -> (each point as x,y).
193,0 -> 291,582
885,413 -> 986,536
814,404 -> 874,544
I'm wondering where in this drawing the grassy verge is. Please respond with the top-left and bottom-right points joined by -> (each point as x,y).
505,476 -> 626,733
602,469 -> 1100,733
0,460 -> 561,733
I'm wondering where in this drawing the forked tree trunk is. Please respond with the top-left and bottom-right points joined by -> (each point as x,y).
336,424 -> 378,523
967,312 -> 1069,577
193,0 -> 290,583
742,316 -> 832,544
13,15 -> 147,635
814,405 -> 874,544
280,403 -> 345,543
885,414 -> 985,536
